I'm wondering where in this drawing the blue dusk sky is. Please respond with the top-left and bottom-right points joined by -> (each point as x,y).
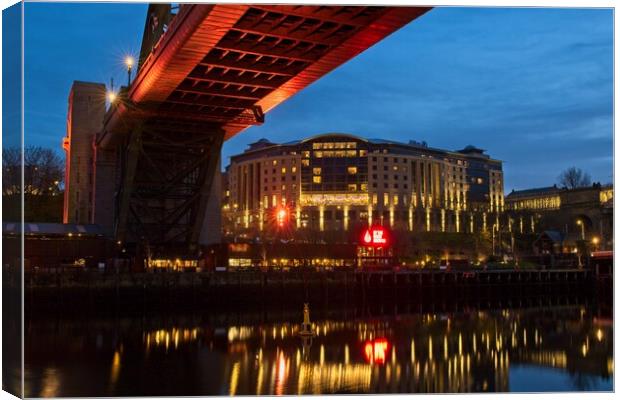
19,3 -> 613,192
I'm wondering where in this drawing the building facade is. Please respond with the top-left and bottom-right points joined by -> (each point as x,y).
62,81 -> 106,224
505,183 -> 613,251
224,133 -> 504,242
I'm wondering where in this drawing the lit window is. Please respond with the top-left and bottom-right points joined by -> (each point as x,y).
383,193 -> 389,206
281,167 -> 286,174
272,160 -> 277,166
348,184 -> 357,192
393,194 -> 399,205
292,166 -> 297,173
302,159 -> 309,167
393,165 -> 398,171
347,166 -> 357,174
361,183 -> 368,192
313,176 -> 322,184
313,167 -> 322,175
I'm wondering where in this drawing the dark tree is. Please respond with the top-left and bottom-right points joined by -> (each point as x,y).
3,146 -> 64,222
558,167 -> 591,189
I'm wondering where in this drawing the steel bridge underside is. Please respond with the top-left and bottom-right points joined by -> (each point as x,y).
95,4 -> 431,258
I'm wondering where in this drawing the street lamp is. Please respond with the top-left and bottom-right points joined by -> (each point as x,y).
107,90 -> 118,103
592,236 -> 600,250
576,219 -> 585,240
125,56 -> 135,86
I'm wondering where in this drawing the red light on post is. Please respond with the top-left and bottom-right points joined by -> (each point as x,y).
275,206 -> 288,228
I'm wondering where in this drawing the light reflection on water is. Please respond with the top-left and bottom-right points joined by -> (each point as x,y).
24,305 -> 612,396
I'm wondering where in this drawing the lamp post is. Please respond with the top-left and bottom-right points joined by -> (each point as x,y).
491,224 -> 495,256
576,219 -> 585,240
125,56 -> 135,87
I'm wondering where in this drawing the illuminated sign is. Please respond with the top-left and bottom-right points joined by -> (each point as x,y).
361,226 -> 389,247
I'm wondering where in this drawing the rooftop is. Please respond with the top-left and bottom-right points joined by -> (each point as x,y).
236,133 -> 495,161
506,185 -> 560,199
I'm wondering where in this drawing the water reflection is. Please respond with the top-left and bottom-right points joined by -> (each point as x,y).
25,305 -> 613,396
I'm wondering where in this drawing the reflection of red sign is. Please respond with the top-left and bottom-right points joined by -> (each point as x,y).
363,338 -> 390,364
229,243 -> 249,253
362,226 -> 389,247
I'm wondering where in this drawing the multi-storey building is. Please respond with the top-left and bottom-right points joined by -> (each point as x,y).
224,133 -> 504,241
62,81 -> 106,224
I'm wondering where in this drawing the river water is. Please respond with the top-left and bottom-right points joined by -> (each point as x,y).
24,302 -> 612,396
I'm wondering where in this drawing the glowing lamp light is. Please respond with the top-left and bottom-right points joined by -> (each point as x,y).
107,91 -> 118,103
125,56 -> 135,68
275,206 -> 288,228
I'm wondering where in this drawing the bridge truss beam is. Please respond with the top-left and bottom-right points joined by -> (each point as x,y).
114,120 -> 224,258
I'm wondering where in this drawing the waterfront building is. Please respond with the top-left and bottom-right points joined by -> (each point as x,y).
505,183 -> 613,250
62,81 -> 106,224
223,133 -> 504,242
2,222 -> 111,270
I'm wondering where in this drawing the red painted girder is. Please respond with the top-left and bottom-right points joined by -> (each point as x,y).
222,6 -> 431,139
101,5 -> 431,147
100,4 -> 250,147
130,4 -> 248,106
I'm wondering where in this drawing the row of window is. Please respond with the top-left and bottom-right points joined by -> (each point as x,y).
264,175 -> 297,183
236,159 -> 486,180
371,156 -> 468,170
311,166 -> 359,175
311,142 -> 358,150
